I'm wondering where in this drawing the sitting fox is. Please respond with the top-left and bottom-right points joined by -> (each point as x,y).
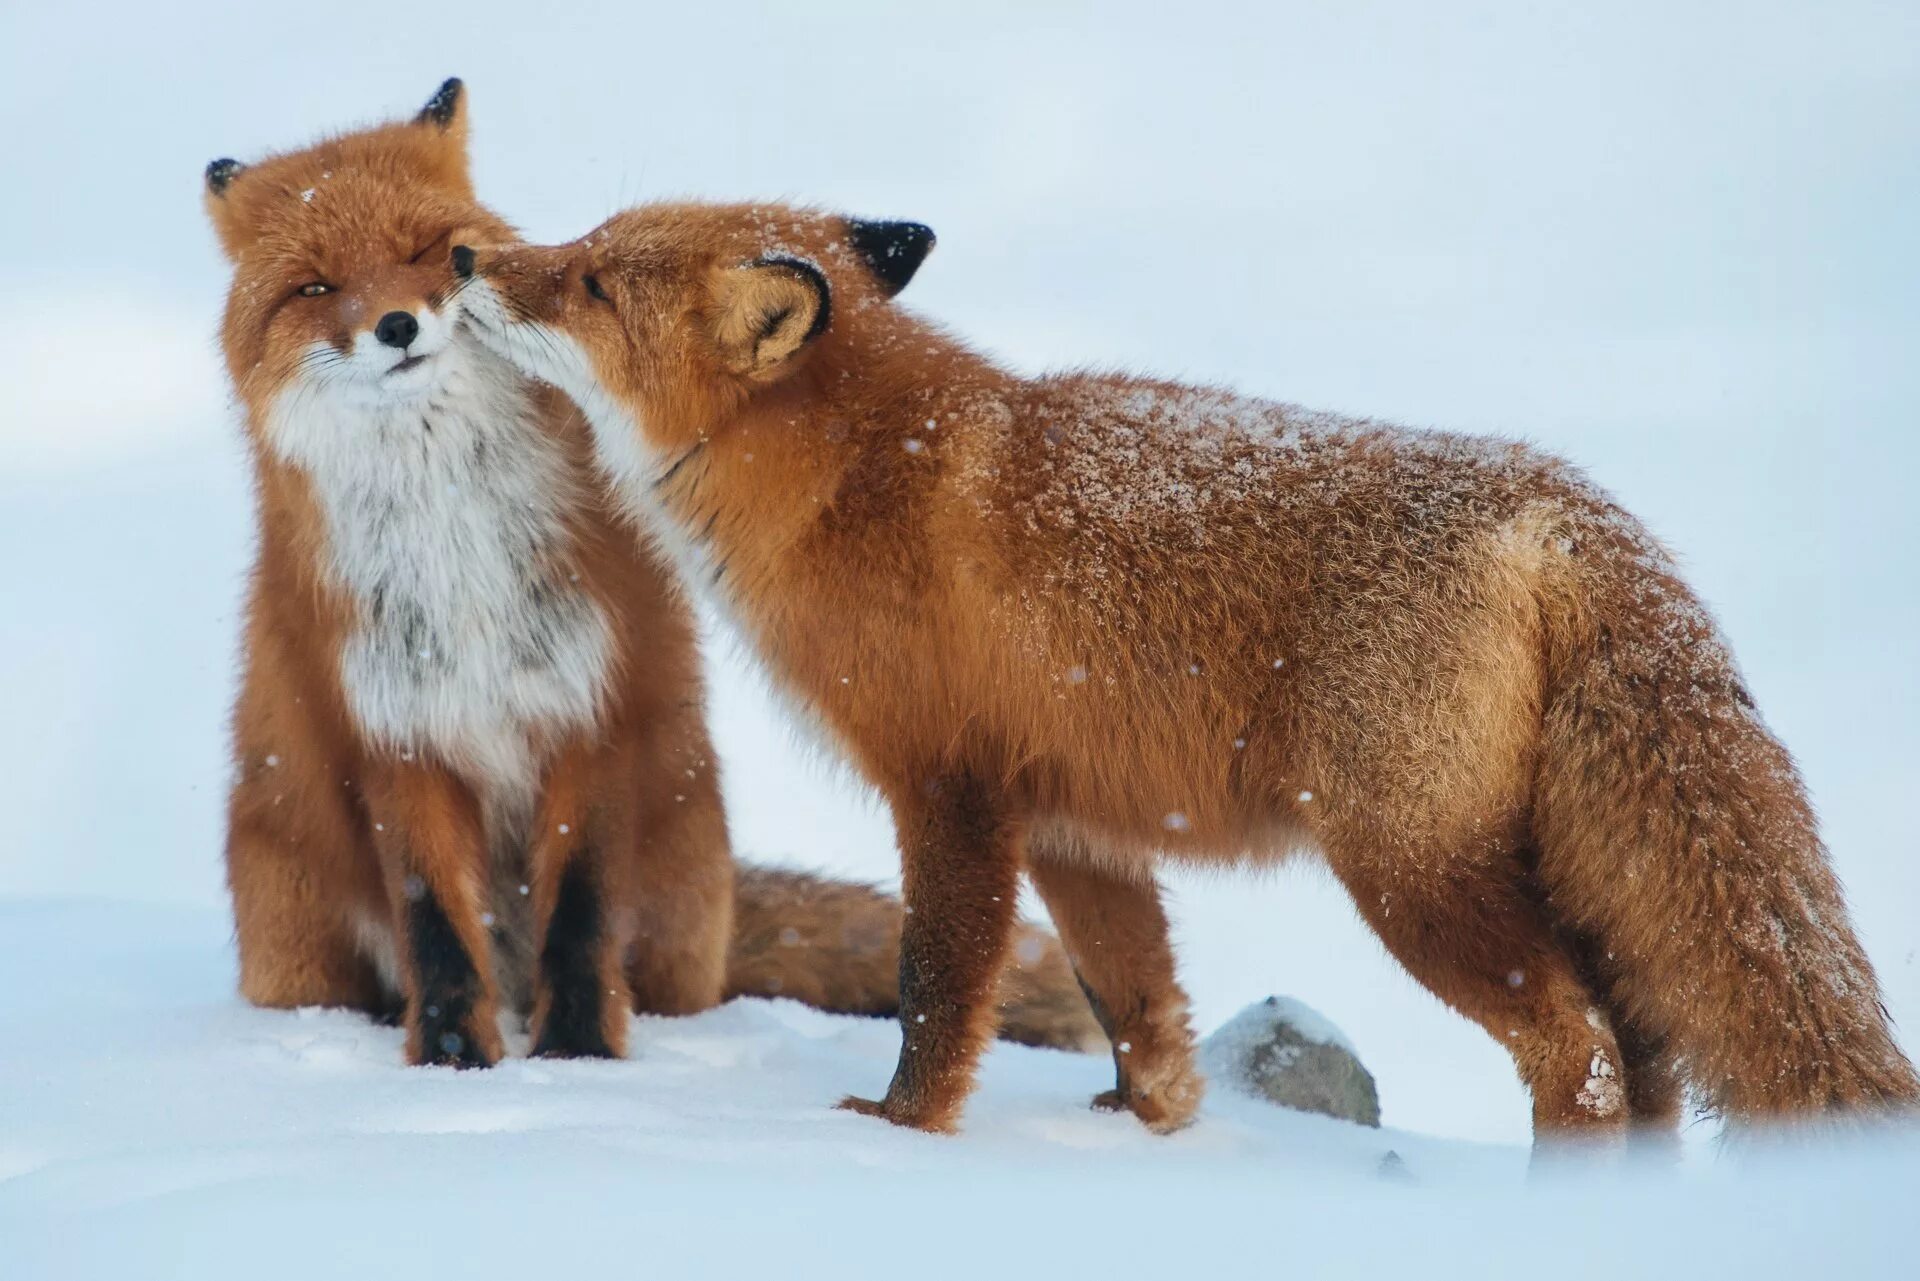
202,82 -> 1100,1067
454,201 -> 1917,1144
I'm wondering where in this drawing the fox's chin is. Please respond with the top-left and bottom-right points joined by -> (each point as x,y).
385,352 -> 433,377
374,354 -> 443,397
365,336 -> 484,402
312,362 -> 445,410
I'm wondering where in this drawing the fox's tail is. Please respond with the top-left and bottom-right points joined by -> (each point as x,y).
726,865 -> 1107,1053
1530,500 -> 1917,1126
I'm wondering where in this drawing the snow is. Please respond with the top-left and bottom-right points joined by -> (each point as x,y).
2,1 -> 1919,1274
1205,995 -> 1363,1063
3,900 -> 1919,1280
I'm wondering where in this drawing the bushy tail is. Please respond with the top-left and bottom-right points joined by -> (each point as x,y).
726,865 -> 1107,1053
1531,505 -> 1917,1127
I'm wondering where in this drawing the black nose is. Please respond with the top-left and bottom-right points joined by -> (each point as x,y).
375,311 -> 420,349
451,245 -> 476,279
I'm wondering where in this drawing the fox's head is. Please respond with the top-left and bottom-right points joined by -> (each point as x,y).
205,78 -> 511,433
454,203 -> 934,475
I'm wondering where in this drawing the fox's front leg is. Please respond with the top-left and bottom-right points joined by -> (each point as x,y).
837,773 -> 1023,1134
365,760 -> 504,1068
525,744 -> 632,1059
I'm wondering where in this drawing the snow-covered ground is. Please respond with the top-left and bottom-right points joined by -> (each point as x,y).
5,899 -> 1918,1280
2,2 -> 1917,1275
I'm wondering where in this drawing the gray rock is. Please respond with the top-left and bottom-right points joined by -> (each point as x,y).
1200,995 -> 1381,1127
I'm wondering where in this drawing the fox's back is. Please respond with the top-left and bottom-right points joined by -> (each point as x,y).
895,374 -> 1615,841
989,375 -> 1589,603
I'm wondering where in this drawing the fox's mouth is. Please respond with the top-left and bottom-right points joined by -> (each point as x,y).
386,353 -> 432,376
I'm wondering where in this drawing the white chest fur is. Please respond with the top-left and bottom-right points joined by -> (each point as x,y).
266,344 -> 614,800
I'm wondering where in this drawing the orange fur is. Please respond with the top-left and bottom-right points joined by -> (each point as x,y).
209,87 -> 1099,1067
460,201 -> 1918,1143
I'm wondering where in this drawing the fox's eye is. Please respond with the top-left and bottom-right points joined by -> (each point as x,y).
408,235 -> 448,265
298,283 -> 334,298
583,274 -> 612,305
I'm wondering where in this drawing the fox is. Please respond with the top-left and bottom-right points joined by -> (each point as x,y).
202,81 -> 1102,1068
452,200 -> 1919,1144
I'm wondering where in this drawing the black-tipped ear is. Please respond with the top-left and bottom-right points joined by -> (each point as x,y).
205,158 -> 244,196
417,78 -> 464,129
847,219 -> 935,296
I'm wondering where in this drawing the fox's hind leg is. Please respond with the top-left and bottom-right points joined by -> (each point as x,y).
227,783 -> 391,1017
1026,836 -> 1202,1133
612,703 -> 733,1020
226,671 -> 393,1018
1326,824 -> 1630,1149
1613,1011 -> 1683,1145
1549,917 -> 1684,1149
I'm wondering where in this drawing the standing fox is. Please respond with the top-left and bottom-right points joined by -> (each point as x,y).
456,202 -> 1918,1143
204,82 -> 1101,1067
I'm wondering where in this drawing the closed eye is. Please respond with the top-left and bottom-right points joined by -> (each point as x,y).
408,233 -> 450,265
584,273 -> 612,305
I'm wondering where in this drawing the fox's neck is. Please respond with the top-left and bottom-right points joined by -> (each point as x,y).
257,349 -> 614,799
609,321 -> 1017,766
643,319 -> 1010,606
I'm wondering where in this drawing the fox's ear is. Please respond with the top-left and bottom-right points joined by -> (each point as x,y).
409,77 -> 473,197
205,158 -> 245,197
203,158 -> 252,260
847,219 -> 934,296
711,256 -> 831,378
416,78 -> 465,132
